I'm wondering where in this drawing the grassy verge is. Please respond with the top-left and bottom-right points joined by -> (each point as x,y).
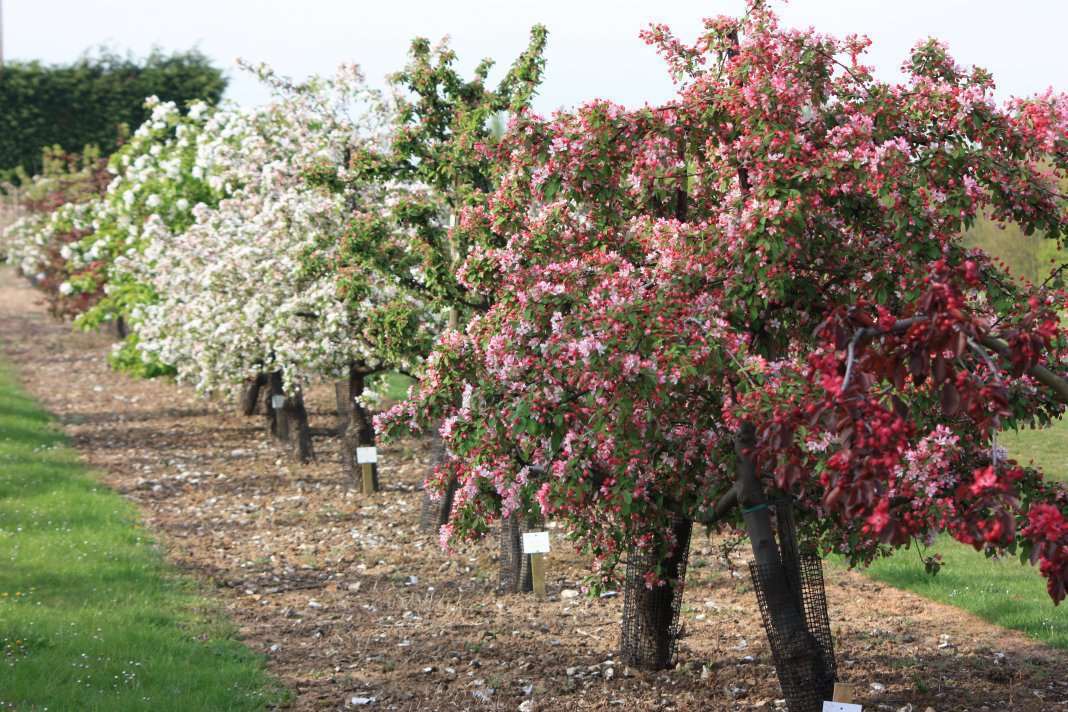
372,371 -> 415,403
1004,416 -> 1068,483
854,417 -> 1068,649
0,360 -> 285,710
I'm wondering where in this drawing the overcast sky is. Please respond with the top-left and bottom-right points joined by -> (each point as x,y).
5,1 -> 1067,112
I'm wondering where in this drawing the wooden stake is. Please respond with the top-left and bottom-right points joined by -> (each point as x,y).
530,552 -> 546,599
361,462 -> 375,495
832,683 -> 856,703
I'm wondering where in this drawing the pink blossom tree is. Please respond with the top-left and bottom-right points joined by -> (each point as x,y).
380,1 -> 1068,685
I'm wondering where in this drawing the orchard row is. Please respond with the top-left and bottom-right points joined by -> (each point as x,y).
2,4 -> 1067,697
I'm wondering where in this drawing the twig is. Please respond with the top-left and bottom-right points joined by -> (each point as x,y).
841,329 -> 864,392
967,337 -> 1007,464
978,334 -> 1068,405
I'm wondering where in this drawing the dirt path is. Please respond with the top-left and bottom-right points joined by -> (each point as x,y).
0,266 -> 1065,712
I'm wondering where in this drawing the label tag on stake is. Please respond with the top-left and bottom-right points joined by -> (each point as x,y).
356,446 -> 378,464
271,394 -> 285,409
822,703 -> 862,712
522,531 -> 550,555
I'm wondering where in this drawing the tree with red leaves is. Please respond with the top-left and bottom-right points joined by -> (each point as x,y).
380,2 -> 1068,680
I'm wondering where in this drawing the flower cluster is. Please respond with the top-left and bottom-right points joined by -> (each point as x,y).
131,64 -> 436,395
1,146 -> 111,317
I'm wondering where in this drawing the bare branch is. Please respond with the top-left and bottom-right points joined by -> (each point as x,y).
693,485 -> 740,525
979,334 -> 1068,405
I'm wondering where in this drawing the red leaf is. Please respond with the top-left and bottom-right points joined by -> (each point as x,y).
953,330 -> 968,358
941,382 -> 960,416
933,354 -> 947,384
909,351 -> 928,385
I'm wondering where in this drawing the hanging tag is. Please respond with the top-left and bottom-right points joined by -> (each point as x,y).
521,531 -> 550,554
822,703 -> 862,712
271,394 -> 285,409
356,446 -> 378,464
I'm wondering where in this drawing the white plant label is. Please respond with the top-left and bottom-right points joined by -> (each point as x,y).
271,394 -> 285,409
356,446 -> 378,464
822,703 -> 862,712
522,531 -> 550,554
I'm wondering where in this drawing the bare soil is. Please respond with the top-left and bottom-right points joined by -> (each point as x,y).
1,267 -> 1065,712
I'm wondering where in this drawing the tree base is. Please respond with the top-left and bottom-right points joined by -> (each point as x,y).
498,510 -> 538,593
419,433 -> 455,533
619,514 -> 693,670
749,552 -> 836,712
241,373 -> 266,416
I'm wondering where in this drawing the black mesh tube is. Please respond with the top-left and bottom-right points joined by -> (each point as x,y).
619,514 -> 693,670
419,433 -> 456,533
749,551 -> 836,712
498,509 -> 537,593
419,475 -> 458,533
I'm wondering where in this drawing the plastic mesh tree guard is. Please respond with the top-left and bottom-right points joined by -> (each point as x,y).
419,476 -> 458,533
619,514 -> 694,670
775,498 -> 805,614
498,509 -> 539,593
419,434 -> 455,533
749,551 -> 836,712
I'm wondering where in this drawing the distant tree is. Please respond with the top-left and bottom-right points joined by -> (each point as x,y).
0,48 -> 227,180
965,215 -> 1067,285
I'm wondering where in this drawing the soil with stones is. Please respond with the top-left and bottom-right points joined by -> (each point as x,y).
1,266 -> 1066,712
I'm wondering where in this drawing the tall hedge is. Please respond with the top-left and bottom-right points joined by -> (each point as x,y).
0,49 -> 226,180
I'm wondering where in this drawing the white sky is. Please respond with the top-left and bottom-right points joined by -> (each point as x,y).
6,1 -> 1067,112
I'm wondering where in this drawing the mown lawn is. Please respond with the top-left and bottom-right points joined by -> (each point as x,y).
1004,416 -> 1068,483
0,361 -> 285,710
856,417 -> 1068,649
374,371 -> 415,403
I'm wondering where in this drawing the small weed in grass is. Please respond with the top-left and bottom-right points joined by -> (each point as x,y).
0,361 -> 287,711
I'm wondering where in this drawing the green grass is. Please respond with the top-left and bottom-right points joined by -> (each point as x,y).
372,371 -> 415,403
0,361 -> 286,710
855,416 -> 1068,649
1004,416 -> 1068,483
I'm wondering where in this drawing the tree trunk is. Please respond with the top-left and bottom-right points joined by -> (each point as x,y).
419,431 -> 458,532
106,315 -> 127,340
283,387 -> 315,464
265,371 -> 289,442
619,512 -> 693,670
334,380 -> 350,433
737,421 -> 836,710
338,364 -> 379,491
241,373 -> 267,416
